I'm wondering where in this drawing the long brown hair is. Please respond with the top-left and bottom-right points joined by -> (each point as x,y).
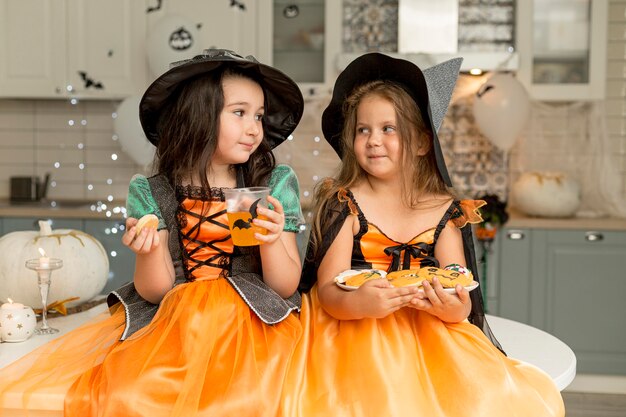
311,80 -> 453,248
154,65 -> 275,190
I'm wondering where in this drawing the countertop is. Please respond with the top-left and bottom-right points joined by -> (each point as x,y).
1,201 -> 626,230
505,209 -> 626,231
0,200 -> 125,220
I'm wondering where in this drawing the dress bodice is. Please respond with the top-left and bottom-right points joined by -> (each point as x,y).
343,190 -> 446,272
176,189 -> 233,281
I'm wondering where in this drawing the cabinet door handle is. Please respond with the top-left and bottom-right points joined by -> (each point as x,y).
506,230 -> 525,240
585,231 -> 603,242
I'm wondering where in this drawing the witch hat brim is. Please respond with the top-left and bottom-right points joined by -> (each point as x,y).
321,53 -> 462,186
140,49 -> 304,149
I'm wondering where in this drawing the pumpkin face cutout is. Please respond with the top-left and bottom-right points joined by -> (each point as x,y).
0,221 -> 109,309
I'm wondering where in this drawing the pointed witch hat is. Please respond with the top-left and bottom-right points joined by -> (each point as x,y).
321,53 -> 462,186
140,49 -> 304,149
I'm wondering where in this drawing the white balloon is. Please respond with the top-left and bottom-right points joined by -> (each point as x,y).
114,96 -> 155,166
147,15 -> 202,77
473,73 -> 531,152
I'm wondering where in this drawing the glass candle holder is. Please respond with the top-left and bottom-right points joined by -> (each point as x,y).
25,258 -> 63,335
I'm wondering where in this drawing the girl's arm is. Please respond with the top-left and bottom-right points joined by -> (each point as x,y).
122,219 -> 175,304
410,223 -> 472,322
316,216 -> 420,320
123,175 -> 176,304
256,196 -> 302,298
253,164 -> 304,298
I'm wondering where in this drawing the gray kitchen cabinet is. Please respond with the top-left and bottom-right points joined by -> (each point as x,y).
496,227 -> 626,375
83,219 -> 134,294
1,217 -> 83,234
0,0 -> 147,98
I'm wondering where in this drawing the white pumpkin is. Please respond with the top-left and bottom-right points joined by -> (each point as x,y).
0,221 -> 109,308
511,172 -> 581,218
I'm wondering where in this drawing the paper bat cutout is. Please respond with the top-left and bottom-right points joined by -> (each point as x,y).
231,198 -> 261,230
146,0 -> 162,13
78,71 -> 104,89
230,0 -> 246,11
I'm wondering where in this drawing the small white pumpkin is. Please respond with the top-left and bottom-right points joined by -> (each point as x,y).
0,221 -> 109,308
511,172 -> 581,218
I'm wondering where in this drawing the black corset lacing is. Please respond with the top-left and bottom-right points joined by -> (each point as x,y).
176,186 -> 232,282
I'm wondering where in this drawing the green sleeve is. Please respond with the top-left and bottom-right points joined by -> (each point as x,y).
268,164 -> 305,233
125,175 -> 167,230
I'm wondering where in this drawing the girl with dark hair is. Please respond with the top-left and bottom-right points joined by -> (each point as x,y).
284,53 -> 564,416
0,49 -> 305,417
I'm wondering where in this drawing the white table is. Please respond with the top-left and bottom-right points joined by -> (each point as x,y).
486,314 -> 577,391
1,307 -> 577,389
0,308 -> 576,416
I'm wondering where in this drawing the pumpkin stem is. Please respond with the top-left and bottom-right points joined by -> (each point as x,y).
39,220 -> 53,236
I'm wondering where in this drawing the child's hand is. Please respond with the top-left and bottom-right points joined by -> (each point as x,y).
122,217 -> 160,255
252,196 -> 285,245
353,279 -> 421,319
409,277 -> 471,323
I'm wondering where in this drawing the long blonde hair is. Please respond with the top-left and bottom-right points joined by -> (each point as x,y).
310,80 -> 453,249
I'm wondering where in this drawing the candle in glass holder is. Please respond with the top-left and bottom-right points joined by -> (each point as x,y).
38,247 -> 50,268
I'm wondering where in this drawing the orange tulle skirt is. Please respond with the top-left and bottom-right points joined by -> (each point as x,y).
281,287 -> 565,417
1,279 -> 301,417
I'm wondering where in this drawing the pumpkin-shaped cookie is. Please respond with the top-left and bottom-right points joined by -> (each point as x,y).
417,267 -> 473,287
387,269 -> 423,287
345,270 -> 384,287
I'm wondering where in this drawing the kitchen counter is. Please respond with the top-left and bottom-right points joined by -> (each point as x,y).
505,210 -> 626,231
0,200 -> 125,220
1,201 -> 626,230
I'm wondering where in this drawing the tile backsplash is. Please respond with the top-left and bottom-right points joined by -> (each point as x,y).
0,99 -> 146,203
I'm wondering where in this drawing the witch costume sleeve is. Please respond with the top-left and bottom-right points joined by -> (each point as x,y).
300,193 -> 504,354
108,165 -> 304,341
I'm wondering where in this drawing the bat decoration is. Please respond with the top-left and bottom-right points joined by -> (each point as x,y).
169,27 -> 194,51
476,84 -> 494,98
232,198 -> 261,230
230,0 -> 246,11
78,71 -> 104,90
147,0 -> 163,13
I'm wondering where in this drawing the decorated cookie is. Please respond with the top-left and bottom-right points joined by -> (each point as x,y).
345,270 -> 384,287
387,269 -> 423,287
417,266 -> 473,287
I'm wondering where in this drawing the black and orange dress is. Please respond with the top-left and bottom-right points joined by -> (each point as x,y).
284,189 -> 565,417
0,164 -> 304,417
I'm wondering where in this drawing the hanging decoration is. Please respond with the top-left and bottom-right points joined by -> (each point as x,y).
147,0 -> 163,13
78,71 -> 104,90
114,96 -> 155,167
283,5 -> 299,18
230,0 -> 246,11
475,194 -> 509,313
147,15 -> 202,77
473,73 -> 530,152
